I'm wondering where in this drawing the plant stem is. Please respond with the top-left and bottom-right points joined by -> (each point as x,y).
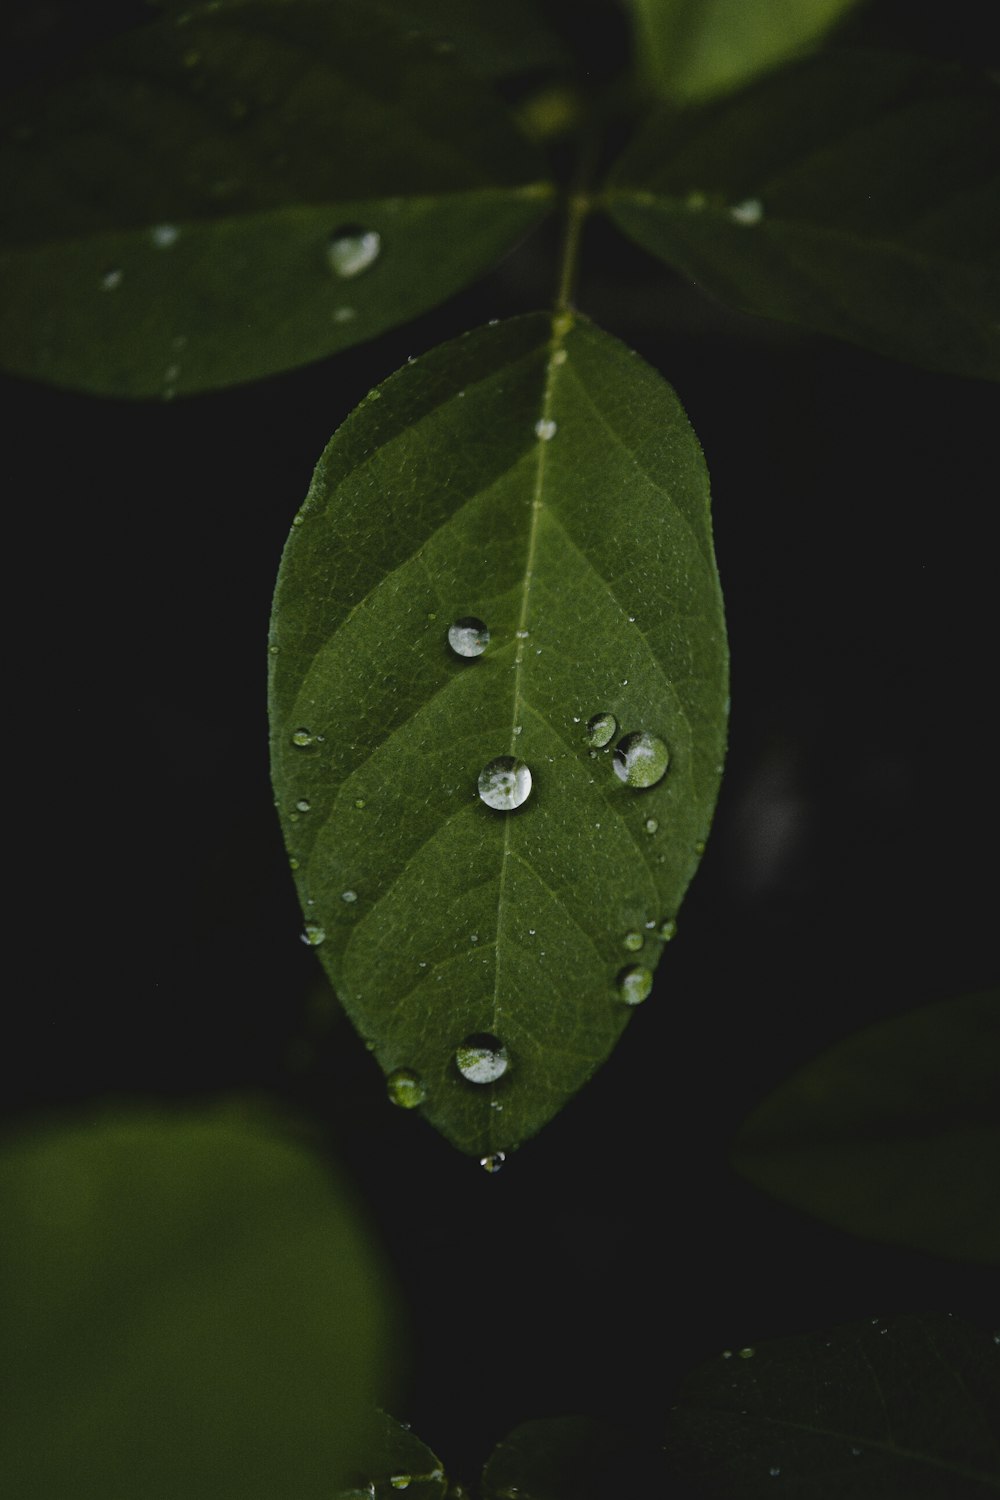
554,128 -> 600,315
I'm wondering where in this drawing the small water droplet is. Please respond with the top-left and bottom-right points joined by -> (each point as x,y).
101,267 -> 123,291
628,614 -> 636,623
478,756 -> 532,811
326,225 -> 381,278
850,1447 -> 862,1457
686,189 -> 708,210
448,616 -> 489,657
291,728 -> 314,747
341,889 -> 357,904
386,1068 -> 427,1109
332,305 -> 357,323
300,923 -> 325,946
645,817 -> 658,834
739,1346 -> 755,1359
390,1476 -> 411,1490
295,798 -> 311,813
470,933 -> 479,943
534,418 -> 557,441
456,1033 -> 509,1084
552,347 -> 567,366
288,857 -> 300,869
585,712 -> 617,749
612,731 -> 670,788
623,931 -> 643,951
768,1467 -> 780,1478
722,1349 -> 733,1359
480,1152 -> 506,1173
658,918 -> 677,942
150,222 -> 179,248
617,965 -> 652,1005
730,197 -> 764,226
695,839 -> 706,855
516,628 -> 530,639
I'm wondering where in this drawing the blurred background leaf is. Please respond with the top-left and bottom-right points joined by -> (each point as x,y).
732,990 -> 1000,1262
481,1415 -> 637,1500
0,1105 -> 402,1499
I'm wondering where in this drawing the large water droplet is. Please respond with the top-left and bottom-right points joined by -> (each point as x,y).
326,225 -> 381,278
478,756 -> 532,810
585,712 -> 617,748
480,1152 -> 506,1173
739,1346 -> 755,1359
612,731 -> 670,788
386,1068 -> 427,1109
623,931 -> 643,952
455,1033 -> 509,1083
300,923 -> 325,947
291,728 -> 314,747
617,965 -> 652,1005
534,418 -> 557,441
389,1476 -> 411,1491
448,616 -> 489,657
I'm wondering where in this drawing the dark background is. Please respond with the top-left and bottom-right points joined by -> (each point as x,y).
3,0 -> 997,1483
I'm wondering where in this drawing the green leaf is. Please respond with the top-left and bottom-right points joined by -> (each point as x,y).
0,1106 -> 400,1499
482,1416 -> 635,1500
268,312 -> 728,1158
731,990 -> 1000,1263
663,1314 -> 1000,1498
0,2 -> 551,397
604,52 -> 1000,379
628,0 -> 863,104
339,1409 -> 447,1499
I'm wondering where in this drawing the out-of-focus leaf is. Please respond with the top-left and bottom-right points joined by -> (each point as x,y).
732,990 -> 1000,1263
629,0 -> 864,104
604,52 -> 1000,379
0,1107 -> 400,1499
0,2 -> 551,396
340,1409 -> 448,1500
482,1416 -> 634,1500
663,1314 -> 1000,1498
269,313 -> 728,1158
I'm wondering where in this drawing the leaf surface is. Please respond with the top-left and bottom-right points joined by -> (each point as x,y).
604,52 -> 1000,379
629,0 -> 862,104
482,1416 -> 635,1500
269,313 -> 728,1157
663,1314 -> 1000,1498
0,1107 -> 399,1499
732,990 -> 1000,1262
339,1409 -> 447,1499
0,1 -> 551,396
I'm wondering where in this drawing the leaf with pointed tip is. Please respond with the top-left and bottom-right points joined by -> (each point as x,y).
268,313 -> 728,1158
339,1410 -> 447,1500
732,990 -> 1000,1263
0,1107 -> 400,1499
482,1416 -> 636,1500
0,1 -> 551,397
628,0 -> 862,104
663,1314 -> 1000,1498
604,52 -> 1000,379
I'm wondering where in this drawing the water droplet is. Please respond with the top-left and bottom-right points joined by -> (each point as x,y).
768,1467 -> 780,1478
470,933 -> 479,943
534,418 -> 557,441
390,1476 -> 411,1490
659,918 -> 677,942
341,889 -> 357,903
730,197 -> 764,226
850,1448 -> 862,1457
516,628 -> 530,639
585,712 -> 617,749
150,222 -> 179,248
332,305 -> 357,323
288,857 -> 299,869
739,1346 -> 755,1359
448,616 -> 489,657
612,731 -> 670,788
552,347 -> 567,366
478,756 -> 532,811
101,268 -> 123,291
268,643 -> 279,655
623,931 -> 643,951
354,798 -> 365,809
291,728 -> 314,747
300,923 -> 325,946
645,817 -> 658,834
387,1068 -> 427,1109
722,1349 -> 733,1359
695,839 -> 706,855
455,1033 -> 509,1083
295,798 -> 311,813
326,225 -> 381,278
480,1152 -> 505,1173
617,965 -> 652,1005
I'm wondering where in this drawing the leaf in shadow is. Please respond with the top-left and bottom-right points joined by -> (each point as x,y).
732,989 -> 1000,1262
340,1409 -> 447,1500
482,1415 -> 639,1500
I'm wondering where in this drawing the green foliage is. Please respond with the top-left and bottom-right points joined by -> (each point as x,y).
629,0 -> 863,103
0,1107 -> 399,1499
269,311 -> 727,1156
732,989 -> 1000,1262
605,51 -> 1000,378
481,1417 -> 634,1500
340,1410 -> 447,1499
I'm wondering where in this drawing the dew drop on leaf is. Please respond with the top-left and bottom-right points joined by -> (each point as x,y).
341,889 -> 358,904
659,918 -> 677,941
730,197 -> 764,226
617,965 -> 653,1005
456,1033 -> 509,1083
612,731 -> 670,788
101,268 -> 122,291
300,923 -> 325,947
447,616 -> 490,657
623,931 -> 644,952
295,799 -> 311,813
291,728 -> 314,747
326,225 -> 381,278
480,1152 -> 506,1173
645,817 -> 658,834
534,418 -> 557,440
389,1477 -> 411,1491
585,712 -> 617,748
386,1068 -> 427,1109
150,222 -> 179,248
478,756 -> 532,810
